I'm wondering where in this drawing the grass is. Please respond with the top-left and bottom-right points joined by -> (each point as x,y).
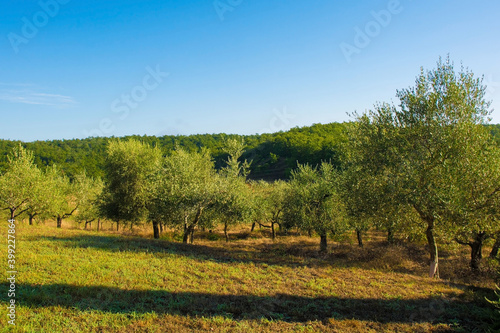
0,221 -> 498,332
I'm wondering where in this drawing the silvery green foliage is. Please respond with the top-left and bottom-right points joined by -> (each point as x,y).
347,56 -> 497,276
0,145 -> 41,219
100,139 -> 161,225
284,162 -> 347,249
251,180 -> 289,239
215,138 -> 253,232
153,147 -> 218,240
73,173 -> 104,225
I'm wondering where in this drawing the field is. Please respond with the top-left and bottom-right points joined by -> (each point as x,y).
0,221 -> 498,332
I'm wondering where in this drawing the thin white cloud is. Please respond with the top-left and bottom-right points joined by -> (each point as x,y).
0,85 -> 77,108
0,82 -> 34,87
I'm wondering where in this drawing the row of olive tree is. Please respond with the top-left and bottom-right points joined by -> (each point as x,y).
98,137 -> 348,250
99,138 -> 253,243
0,145 -> 103,228
258,57 -> 500,276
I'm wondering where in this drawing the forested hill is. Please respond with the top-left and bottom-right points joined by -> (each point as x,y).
490,123 -> 500,144
0,122 -> 350,180
1,122 -> 498,181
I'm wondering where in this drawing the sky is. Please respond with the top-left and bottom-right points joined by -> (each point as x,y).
0,0 -> 499,142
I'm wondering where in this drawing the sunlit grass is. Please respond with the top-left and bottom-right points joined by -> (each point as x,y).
0,221 -> 497,332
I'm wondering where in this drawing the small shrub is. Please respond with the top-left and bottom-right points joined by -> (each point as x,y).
172,232 -> 184,242
206,232 -> 221,241
159,233 -> 174,242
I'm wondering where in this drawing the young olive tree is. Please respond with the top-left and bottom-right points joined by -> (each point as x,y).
45,165 -> 83,228
153,148 -> 218,243
214,138 -> 253,242
339,168 -> 379,248
285,162 -> 346,252
100,139 -> 161,234
0,145 -> 41,221
74,173 -> 104,230
342,108 -> 408,247
23,174 -> 52,225
252,180 -> 288,241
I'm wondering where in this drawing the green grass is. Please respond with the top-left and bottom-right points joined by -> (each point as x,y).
0,222 -> 498,332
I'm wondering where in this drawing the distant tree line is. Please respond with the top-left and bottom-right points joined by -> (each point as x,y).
1,57 -> 500,280
0,122 -> 348,181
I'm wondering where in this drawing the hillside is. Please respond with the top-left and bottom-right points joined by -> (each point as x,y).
1,122 -> 498,181
0,122 -> 349,180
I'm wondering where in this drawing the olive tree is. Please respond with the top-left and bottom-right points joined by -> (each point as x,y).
214,138 -> 253,241
285,162 -> 346,252
0,145 -> 41,221
252,180 -> 289,241
74,173 -> 104,230
339,167 -> 379,248
23,176 -> 52,225
153,148 -> 218,243
445,138 -> 500,270
45,165 -> 82,228
350,57 -> 493,277
100,139 -> 161,234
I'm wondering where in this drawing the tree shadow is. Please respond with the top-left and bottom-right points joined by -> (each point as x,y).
31,234 -> 326,268
0,282 -> 494,330
29,234 -> 499,282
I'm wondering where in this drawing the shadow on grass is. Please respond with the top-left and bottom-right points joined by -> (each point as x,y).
29,234 -> 498,286
31,234 -> 324,268
0,282 -> 495,330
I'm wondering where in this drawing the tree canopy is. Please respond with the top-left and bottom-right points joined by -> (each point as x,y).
347,57 -> 498,277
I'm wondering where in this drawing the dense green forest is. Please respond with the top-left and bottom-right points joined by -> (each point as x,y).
0,122 -> 349,180
1,122 -> 498,180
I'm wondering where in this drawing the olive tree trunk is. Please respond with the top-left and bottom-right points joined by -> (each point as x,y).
490,236 -> 500,259
224,222 -> 229,242
319,233 -> 328,253
152,220 -> 160,239
356,230 -> 364,247
28,213 -> 36,226
469,232 -> 487,271
426,222 -> 439,278
415,205 -> 439,278
387,228 -> 395,244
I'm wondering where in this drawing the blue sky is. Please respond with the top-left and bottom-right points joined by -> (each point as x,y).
1,0 -> 499,142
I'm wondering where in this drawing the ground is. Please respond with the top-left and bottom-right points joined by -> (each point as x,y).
0,221 -> 498,332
